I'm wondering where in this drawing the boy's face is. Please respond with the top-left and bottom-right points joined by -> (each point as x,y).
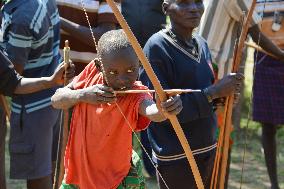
101,48 -> 139,90
165,0 -> 204,29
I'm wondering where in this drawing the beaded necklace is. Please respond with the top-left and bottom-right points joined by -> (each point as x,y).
167,28 -> 198,57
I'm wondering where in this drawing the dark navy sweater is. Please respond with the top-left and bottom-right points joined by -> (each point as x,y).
140,31 -> 217,165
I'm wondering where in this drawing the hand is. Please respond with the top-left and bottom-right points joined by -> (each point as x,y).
81,84 -> 117,104
160,95 -> 183,116
50,61 -> 75,85
207,73 -> 244,99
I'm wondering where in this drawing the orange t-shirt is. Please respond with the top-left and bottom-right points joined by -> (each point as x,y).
64,61 -> 152,189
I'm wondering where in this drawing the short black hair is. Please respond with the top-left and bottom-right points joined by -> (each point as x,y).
97,29 -> 133,59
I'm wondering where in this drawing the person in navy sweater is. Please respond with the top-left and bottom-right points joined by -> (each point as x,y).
140,0 -> 244,188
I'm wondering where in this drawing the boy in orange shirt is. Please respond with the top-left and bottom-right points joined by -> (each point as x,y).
51,29 -> 183,189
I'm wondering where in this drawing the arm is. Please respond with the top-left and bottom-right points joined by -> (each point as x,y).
138,95 -> 183,123
15,77 -> 60,94
51,82 -> 84,109
249,24 -> 284,61
204,73 -> 245,101
0,50 -> 75,95
1,69 -> 60,96
60,17 -> 116,46
60,0 -> 121,46
51,83 -> 116,109
138,99 -> 166,122
14,62 -> 75,94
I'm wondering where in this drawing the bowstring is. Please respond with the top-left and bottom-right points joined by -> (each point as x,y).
239,0 -> 266,188
79,0 -> 170,188
115,103 -> 170,189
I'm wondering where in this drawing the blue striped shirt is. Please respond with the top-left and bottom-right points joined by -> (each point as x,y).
0,0 -> 61,113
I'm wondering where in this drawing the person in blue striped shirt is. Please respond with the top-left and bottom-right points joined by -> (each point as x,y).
0,48 -> 75,189
0,0 -> 62,188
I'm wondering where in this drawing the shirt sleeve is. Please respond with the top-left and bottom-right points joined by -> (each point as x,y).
73,61 -> 97,90
5,22 -> 32,67
140,37 -> 214,124
97,0 -> 121,24
0,51 -> 22,96
224,0 -> 261,25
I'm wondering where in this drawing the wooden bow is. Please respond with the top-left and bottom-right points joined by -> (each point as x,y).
53,40 -> 71,189
210,1 -> 257,189
105,0 -> 204,188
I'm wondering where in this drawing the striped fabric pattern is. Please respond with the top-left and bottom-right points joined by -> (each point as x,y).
152,143 -> 217,162
199,0 -> 262,78
1,0 -> 61,113
57,0 -> 121,65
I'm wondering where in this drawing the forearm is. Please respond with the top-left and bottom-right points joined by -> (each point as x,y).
51,87 -> 83,109
139,99 -> 167,122
146,104 -> 167,122
14,77 -> 57,94
249,25 -> 284,61
61,17 -> 93,46
60,17 -> 116,47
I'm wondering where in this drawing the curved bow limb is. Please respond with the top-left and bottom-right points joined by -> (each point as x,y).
105,0 -> 204,188
216,1 -> 257,189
